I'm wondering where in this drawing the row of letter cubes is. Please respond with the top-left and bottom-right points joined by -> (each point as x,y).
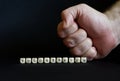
20,57 -> 87,64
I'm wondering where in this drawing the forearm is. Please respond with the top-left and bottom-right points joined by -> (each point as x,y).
104,1 -> 120,45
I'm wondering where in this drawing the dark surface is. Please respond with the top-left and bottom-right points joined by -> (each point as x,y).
0,61 -> 120,81
0,0 -> 120,81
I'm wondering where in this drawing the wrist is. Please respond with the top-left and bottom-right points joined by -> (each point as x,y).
104,12 -> 120,46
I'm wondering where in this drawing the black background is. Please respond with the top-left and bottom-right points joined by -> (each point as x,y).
0,0 -> 120,81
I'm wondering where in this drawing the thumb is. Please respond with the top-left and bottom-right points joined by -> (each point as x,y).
61,4 -> 86,27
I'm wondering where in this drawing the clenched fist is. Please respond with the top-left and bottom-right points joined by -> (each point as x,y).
57,4 -> 119,60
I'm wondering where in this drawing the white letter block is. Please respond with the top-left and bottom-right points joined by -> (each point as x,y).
75,57 -> 81,63
26,58 -> 31,64
44,57 -> 50,63
81,57 -> 87,63
32,58 -> 37,64
63,57 -> 68,63
56,57 -> 62,63
50,57 -> 56,63
69,57 -> 74,63
20,58 -> 25,64
38,57 -> 43,63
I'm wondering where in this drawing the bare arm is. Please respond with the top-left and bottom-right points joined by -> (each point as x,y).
104,1 -> 120,45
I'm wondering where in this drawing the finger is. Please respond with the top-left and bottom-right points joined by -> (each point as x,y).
82,47 -> 97,61
70,38 -> 92,56
57,21 -> 78,38
63,28 -> 87,47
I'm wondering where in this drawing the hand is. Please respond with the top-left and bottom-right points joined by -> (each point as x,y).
57,4 -> 118,60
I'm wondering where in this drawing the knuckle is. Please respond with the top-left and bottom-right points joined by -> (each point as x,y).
71,47 -> 81,55
80,29 -> 87,37
72,23 -> 78,31
79,3 -> 88,8
79,43 -> 85,51
86,38 -> 92,46
90,48 -> 97,58
79,39 -> 92,53
71,26 -> 78,33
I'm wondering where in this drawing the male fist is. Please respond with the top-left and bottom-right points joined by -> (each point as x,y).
57,4 -> 118,60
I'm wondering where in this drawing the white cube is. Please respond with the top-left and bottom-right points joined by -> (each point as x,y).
44,57 -> 50,63
81,57 -> 87,63
56,57 -> 62,63
26,58 -> 31,64
63,57 -> 68,63
32,58 -> 37,64
69,57 -> 74,63
75,57 -> 81,63
20,58 -> 25,64
50,57 -> 56,63
38,57 -> 43,63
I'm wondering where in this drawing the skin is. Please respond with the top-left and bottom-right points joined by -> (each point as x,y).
57,1 -> 120,61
